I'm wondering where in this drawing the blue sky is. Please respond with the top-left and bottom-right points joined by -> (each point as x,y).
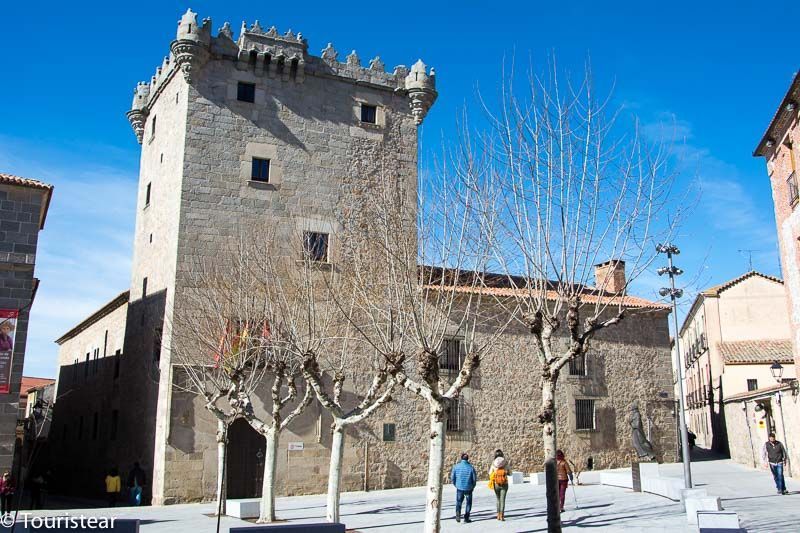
0,1 -> 795,377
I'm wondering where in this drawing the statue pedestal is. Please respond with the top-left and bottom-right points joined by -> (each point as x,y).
631,460 -> 641,492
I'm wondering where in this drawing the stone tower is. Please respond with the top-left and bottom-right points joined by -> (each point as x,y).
125,9 -> 436,503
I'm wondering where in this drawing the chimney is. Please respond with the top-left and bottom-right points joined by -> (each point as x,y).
594,260 -> 626,294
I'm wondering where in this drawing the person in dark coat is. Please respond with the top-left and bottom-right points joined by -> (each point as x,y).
762,433 -> 789,495
0,471 -> 14,515
450,453 -> 477,523
127,462 -> 147,506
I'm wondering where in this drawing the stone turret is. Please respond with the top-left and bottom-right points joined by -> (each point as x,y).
125,82 -> 150,143
170,9 -> 211,83
405,60 -> 437,125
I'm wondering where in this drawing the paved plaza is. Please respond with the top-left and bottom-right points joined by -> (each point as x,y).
13,458 -> 800,532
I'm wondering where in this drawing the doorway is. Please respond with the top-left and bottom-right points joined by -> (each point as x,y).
226,418 -> 265,499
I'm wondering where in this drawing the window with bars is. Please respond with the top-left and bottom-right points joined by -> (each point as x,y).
789,172 -> 799,206
360,104 -> 377,124
569,354 -> 587,376
438,338 -> 465,376
382,423 -> 396,442
747,378 -> 758,392
446,397 -> 466,433
575,399 -> 596,431
303,232 -> 329,263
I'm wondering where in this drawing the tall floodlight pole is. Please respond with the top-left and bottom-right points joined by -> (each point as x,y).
657,243 -> 693,489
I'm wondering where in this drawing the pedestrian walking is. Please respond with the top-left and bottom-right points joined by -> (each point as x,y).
762,433 -> 789,495
105,467 -> 122,507
450,452 -> 477,523
127,462 -> 147,506
488,449 -> 509,521
0,471 -> 14,515
556,450 -> 573,513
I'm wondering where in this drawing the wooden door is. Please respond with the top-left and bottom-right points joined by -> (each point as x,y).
226,418 -> 266,499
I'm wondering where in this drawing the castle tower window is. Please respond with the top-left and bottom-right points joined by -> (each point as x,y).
150,115 -> 157,140
383,423 -> 396,442
575,399 -> 596,431
361,104 -> 377,124
251,158 -> 270,182
303,232 -> 329,263
237,82 -> 256,103
142,277 -> 148,298
145,183 -> 152,207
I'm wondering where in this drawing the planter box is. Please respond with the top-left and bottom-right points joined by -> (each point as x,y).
685,496 -> 722,525
227,498 -> 261,519
697,511 -> 741,532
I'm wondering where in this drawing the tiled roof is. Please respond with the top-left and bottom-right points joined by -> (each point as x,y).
718,339 -> 794,364
19,376 -> 55,399
702,271 -> 783,297
0,173 -> 53,191
0,172 -> 54,229
426,285 -> 670,310
724,382 -> 793,403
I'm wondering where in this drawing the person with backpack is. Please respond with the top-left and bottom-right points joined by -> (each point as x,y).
556,450 -> 573,512
450,453 -> 477,523
488,449 -> 510,521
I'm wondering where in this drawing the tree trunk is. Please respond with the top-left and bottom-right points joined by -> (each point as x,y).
216,419 -> 227,516
423,403 -> 446,533
326,422 -> 346,523
258,427 -> 279,523
541,378 -> 561,533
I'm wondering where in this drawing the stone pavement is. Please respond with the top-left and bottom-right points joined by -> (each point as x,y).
13,458 -> 800,532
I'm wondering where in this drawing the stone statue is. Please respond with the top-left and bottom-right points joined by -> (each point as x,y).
630,402 -> 656,461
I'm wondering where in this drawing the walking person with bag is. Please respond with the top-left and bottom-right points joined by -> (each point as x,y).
450,453 -> 477,523
556,450 -> 573,513
488,449 -> 510,521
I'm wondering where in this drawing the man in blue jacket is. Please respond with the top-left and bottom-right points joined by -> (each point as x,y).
450,452 -> 477,523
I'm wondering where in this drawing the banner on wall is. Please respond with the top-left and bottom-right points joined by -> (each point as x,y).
0,310 -> 18,394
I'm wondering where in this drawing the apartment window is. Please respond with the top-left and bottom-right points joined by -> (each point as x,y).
251,158 -> 270,182
237,82 -> 256,103
569,354 -> 587,376
439,339 -> 465,376
110,410 -> 119,441
303,232 -> 329,262
92,412 -> 99,440
446,397 -> 466,433
360,104 -> 377,124
114,349 -> 121,379
575,399 -> 596,431
747,378 -> 758,392
142,277 -> 148,298
382,423 -> 396,442
789,172 -> 799,206
145,183 -> 151,207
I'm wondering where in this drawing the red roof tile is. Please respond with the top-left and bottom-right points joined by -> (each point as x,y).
0,172 -> 54,229
718,339 -> 794,364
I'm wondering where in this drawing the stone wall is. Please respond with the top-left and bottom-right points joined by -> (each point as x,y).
0,183 -> 47,472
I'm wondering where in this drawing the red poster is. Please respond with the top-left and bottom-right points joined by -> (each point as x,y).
0,310 -> 18,394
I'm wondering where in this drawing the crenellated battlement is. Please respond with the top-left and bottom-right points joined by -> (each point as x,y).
126,8 -> 437,143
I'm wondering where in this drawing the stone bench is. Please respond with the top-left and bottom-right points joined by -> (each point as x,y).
529,472 -> 546,485
680,487 -> 708,502
507,471 -> 525,484
697,511 -> 742,532
685,496 -> 722,525
227,498 -> 261,519
641,476 -> 684,501
600,471 -> 633,489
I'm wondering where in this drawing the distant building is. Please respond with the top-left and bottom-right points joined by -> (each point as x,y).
674,271 -> 795,454
0,173 -> 52,474
19,377 -> 55,419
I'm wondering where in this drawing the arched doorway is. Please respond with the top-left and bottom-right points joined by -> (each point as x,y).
226,418 -> 265,499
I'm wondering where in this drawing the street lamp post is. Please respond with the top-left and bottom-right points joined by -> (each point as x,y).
770,361 -> 793,476
657,242 -> 693,489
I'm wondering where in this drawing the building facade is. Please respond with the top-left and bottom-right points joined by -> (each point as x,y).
0,173 -> 52,474
674,271 -> 795,454
49,10 -> 677,504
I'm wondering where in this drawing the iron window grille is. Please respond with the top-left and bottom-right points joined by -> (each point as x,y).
789,172 -> 799,205
237,82 -> 256,103
251,158 -> 270,183
569,354 -> 587,376
575,399 -> 596,431
438,338 -> 465,377
747,378 -> 758,392
303,232 -> 329,263
446,397 -> 466,433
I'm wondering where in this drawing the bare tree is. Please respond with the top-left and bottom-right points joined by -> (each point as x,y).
457,59 -> 682,531
170,232 -> 312,524
335,170 -> 505,533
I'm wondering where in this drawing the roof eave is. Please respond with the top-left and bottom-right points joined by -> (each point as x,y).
754,70 -> 800,158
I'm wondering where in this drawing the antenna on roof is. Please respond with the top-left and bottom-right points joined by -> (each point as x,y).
737,249 -> 761,271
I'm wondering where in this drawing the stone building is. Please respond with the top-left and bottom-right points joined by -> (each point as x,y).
49,9 -> 677,504
0,173 -> 52,474
755,72 -> 800,369
674,271 -> 795,454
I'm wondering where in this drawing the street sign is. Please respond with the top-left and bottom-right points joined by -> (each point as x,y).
288,442 -> 304,451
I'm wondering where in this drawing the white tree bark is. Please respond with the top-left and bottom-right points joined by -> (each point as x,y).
541,377 -> 560,531
326,423 -> 346,523
215,419 -> 227,516
258,427 -> 280,523
423,404 -> 446,533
